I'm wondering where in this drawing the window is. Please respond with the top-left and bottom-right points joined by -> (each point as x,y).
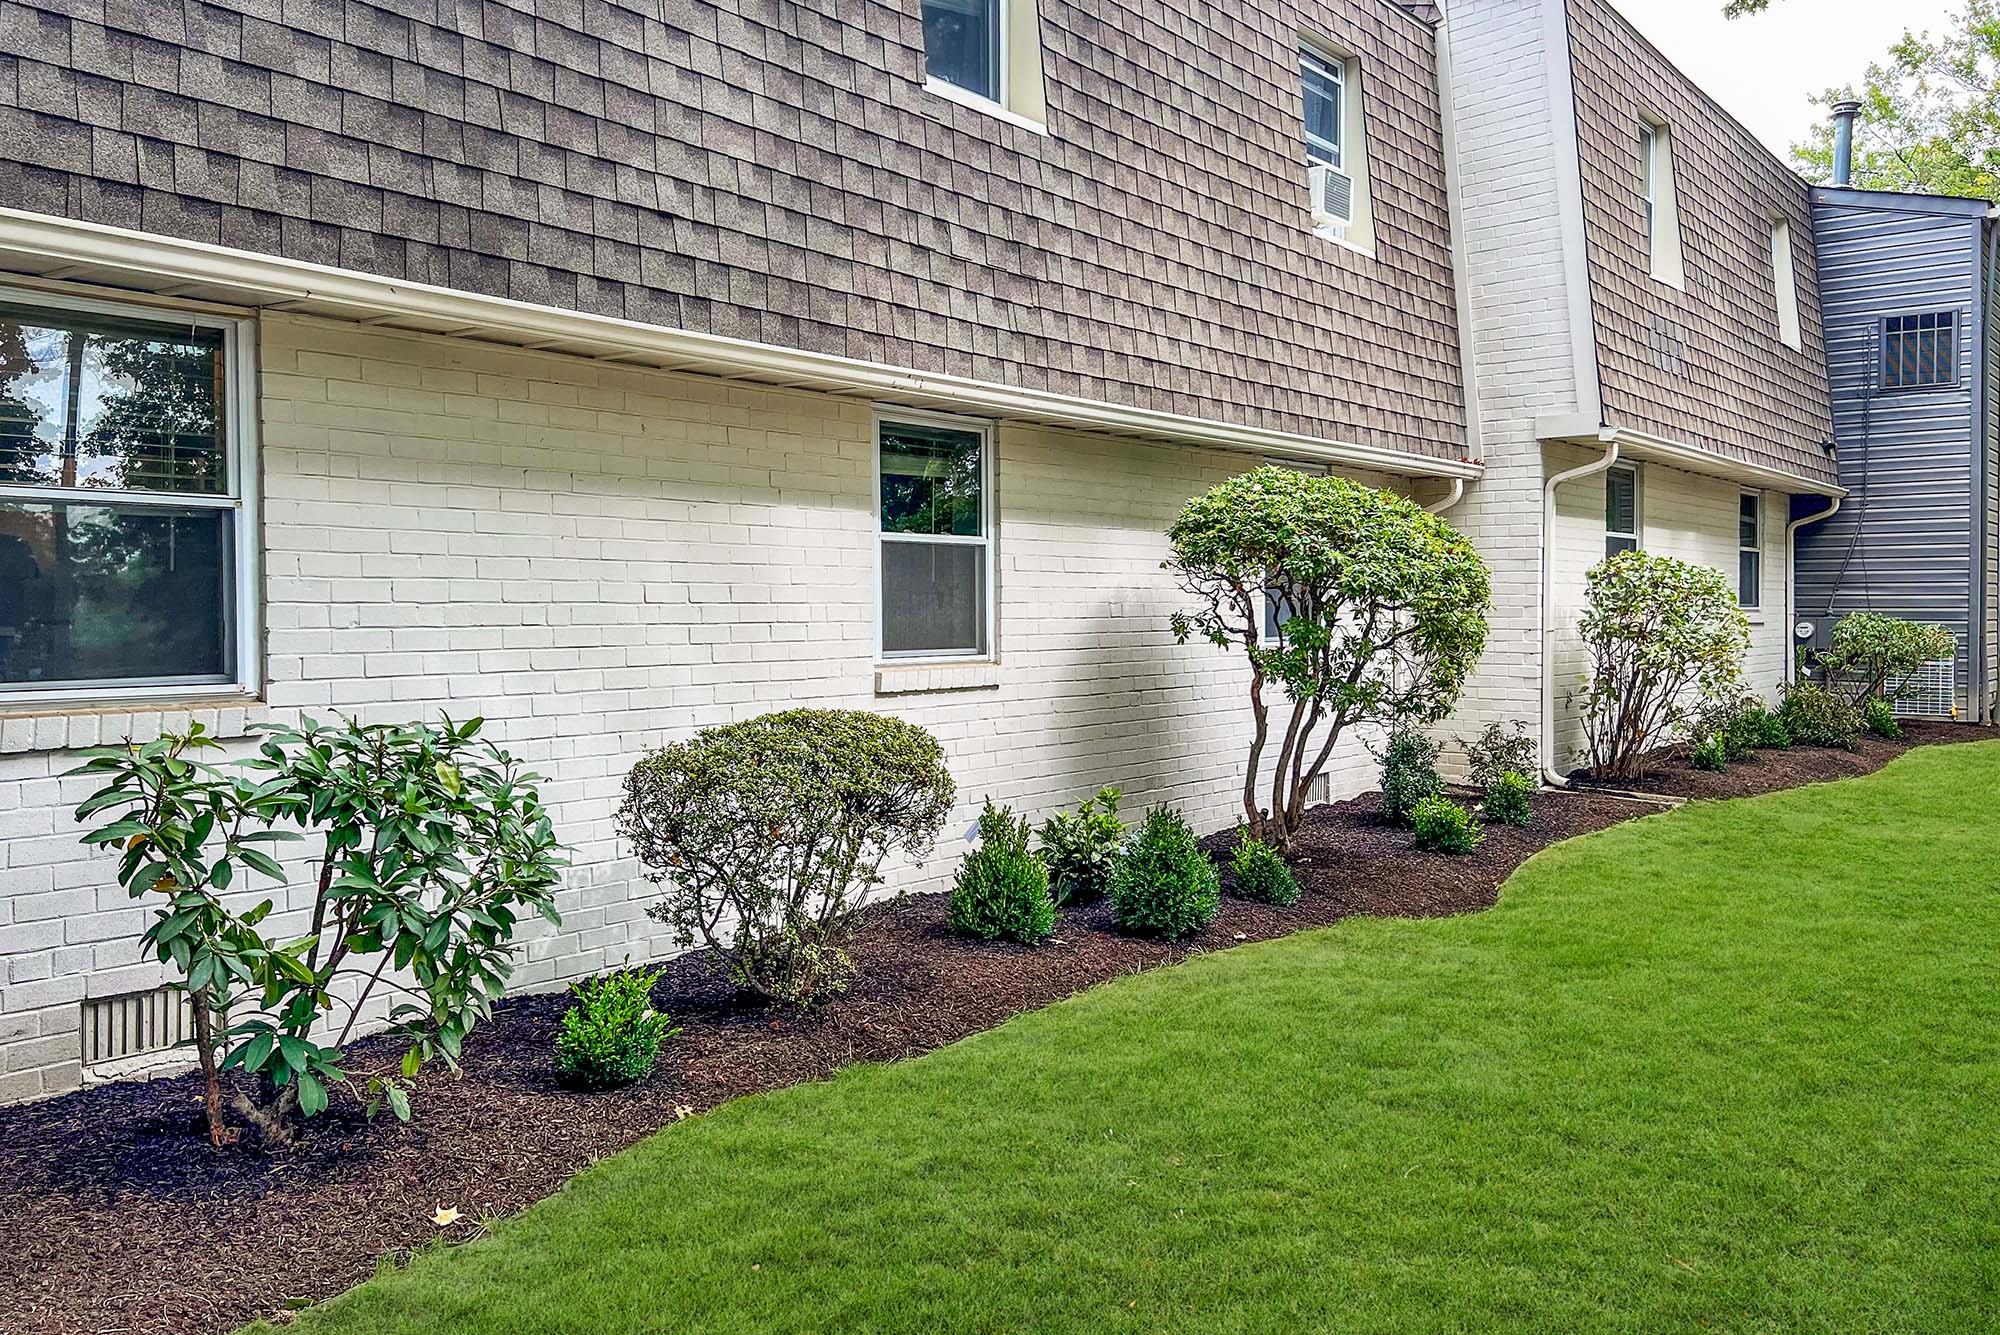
1770,220 -> 1802,351
1738,491 -> 1762,609
878,414 -> 992,660
1301,48 -> 1344,169
919,0 -> 1046,128
0,292 -> 256,703
922,0 -> 1000,103
1604,465 -> 1640,556
1299,43 -> 1374,251
1637,117 -> 1684,287
1882,311 -> 1958,390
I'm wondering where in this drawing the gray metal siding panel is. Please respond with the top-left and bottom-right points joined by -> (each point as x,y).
1985,221 -> 2000,718
1800,200 -> 1981,711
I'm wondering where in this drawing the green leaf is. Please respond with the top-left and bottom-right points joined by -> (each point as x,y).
296,1070 -> 328,1117
385,1083 -> 412,1122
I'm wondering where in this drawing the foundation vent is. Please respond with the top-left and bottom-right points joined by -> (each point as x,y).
82,986 -> 193,1066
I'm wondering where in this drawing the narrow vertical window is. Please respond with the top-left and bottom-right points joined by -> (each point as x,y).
1639,122 -> 1658,250
0,294 -> 254,700
1605,465 -> 1640,557
1299,44 -> 1371,248
1738,491 -> 1762,608
1770,220 -> 1802,351
879,416 -> 992,659
1882,311 -> 1958,390
922,0 -> 1002,104
1637,117 -> 1684,287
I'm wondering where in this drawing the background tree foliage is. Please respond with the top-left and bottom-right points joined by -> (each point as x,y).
1733,0 -> 1998,198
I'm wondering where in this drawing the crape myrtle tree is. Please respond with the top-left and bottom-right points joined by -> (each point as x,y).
1165,468 -> 1491,852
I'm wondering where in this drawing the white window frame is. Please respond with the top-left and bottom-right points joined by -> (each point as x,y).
1299,40 -> 1374,255
1605,463 -> 1641,557
874,407 -> 996,665
920,0 -> 1049,135
1738,489 -> 1763,610
0,284 -> 261,708
1301,47 -> 1345,170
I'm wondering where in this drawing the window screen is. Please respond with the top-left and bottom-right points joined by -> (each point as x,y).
1882,311 -> 1957,389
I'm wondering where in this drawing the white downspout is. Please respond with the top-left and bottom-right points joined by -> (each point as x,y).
1541,437 -> 1620,787
1784,496 -> 1843,686
1425,477 -> 1466,514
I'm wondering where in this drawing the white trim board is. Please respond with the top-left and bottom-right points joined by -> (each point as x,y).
0,208 -> 1483,483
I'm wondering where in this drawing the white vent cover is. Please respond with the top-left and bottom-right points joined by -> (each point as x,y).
82,986 -> 193,1066
1900,657 -> 1958,719
1309,163 -> 1355,227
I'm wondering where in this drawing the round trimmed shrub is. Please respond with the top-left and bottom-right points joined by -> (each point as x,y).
1481,770 -> 1533,827
1862,696 -> 1904,740
1227,830 -> 1300,906
1778,682 -> 1862,751
555,967 -> 678,1090
1110,807 -> 1221,940
949,803 -> 1056,945
1379,729 -> 1444,826
619,709 -> 956,1005
1689,734 -> 1730,772
1411,794 -> 1483,854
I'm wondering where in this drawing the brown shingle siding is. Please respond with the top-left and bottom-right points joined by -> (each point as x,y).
1,0 -> 1465,459
1565,0 -> 1835,484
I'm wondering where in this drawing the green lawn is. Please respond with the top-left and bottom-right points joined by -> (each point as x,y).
277,744 -> 2000,1334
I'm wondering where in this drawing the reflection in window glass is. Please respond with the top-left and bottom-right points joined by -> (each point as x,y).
1605,465 -> 1639,557
881,422 -> 983,537
922,0 -> 1001,103
0,502 -> 231,686
0,305 -> 227,494
1882,311 -> 1957,389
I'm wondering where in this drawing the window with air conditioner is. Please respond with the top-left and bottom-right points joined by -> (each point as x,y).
0,290 -> 259,705
1300,43 -> 1373,252
920,0 -> 1047,130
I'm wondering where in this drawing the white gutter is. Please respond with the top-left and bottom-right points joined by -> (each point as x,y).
1540,435 -> 1621,787
0,207 -> 1483,483
1784,496 -> 1843,686
1537,417 -> 1845,499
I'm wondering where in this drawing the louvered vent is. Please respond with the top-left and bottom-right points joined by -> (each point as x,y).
1308,164 -> 1354,227
82,986 -> 193,1066
1899,658 -> 1959,719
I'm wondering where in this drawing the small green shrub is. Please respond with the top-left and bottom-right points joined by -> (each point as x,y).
1743,706 -> 1792,749
1481,770 -> 1533,827
1694,692 -> 1773,762
1689,734 -> 1730,772
1227,830 -> 1300,906
1779,681 -> 1863,751
1460,721 -> 1538,793
1110,807 -> 1221,940
1379,730 -> 1443,826
1411,794 -> 1483,854
556,967 -> 677,1090
1036,786 -> 1125,907
1863,697 -> 1905,740
949,803 -> 1056,945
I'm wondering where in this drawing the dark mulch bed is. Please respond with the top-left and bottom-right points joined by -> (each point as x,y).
1565,718 -> 1996,800
2,726 -> 1987,1335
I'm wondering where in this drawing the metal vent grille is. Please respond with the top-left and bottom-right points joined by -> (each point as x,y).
82,986 -> 193,1066
1900,658 -> 1959,719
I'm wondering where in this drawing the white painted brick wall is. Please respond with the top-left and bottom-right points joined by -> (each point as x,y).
0,313 -> 1392,1104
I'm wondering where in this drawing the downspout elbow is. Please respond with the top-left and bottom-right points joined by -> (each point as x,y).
1424,477 -> 1466,514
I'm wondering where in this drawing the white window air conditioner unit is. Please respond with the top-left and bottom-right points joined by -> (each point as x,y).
1308,163 -> 1355,229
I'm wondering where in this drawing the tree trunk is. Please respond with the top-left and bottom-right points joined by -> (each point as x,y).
188,989 -> 236,1148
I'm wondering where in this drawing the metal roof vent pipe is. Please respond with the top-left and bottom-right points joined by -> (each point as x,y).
1830,99 -> 1862,187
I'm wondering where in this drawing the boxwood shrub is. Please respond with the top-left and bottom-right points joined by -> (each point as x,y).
948,803 -> 1057,945
1227,830 -> 1300,906
1110,807 -> 1221,940
1411,794 -> 1483,854
555,968 -> 677,1090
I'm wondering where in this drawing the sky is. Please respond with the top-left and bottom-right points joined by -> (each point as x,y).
1611,0 -> 1962,160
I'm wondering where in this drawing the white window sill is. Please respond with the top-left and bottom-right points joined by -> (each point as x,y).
1312,224 -> 1375,258
922,77 -> 1047,135
874,661 -> 1003,696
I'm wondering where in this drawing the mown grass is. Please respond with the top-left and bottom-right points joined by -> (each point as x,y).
271,744 -> 2000,1334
